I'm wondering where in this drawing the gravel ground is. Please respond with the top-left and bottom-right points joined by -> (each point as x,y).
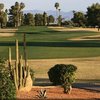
17,86 -> 100,99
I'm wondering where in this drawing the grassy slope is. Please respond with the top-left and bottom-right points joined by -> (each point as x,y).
0,26 -> 100,80
0,26 -> 100,59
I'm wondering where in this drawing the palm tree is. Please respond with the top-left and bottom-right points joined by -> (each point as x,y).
55,2 -> 59,10
58,9 -> 61,16
54,2 -> 59,23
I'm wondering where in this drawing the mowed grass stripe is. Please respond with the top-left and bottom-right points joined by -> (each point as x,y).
0,26 -> 100,59
1,46 -> 100,59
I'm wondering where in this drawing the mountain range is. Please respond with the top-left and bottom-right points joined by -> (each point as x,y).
23,10 -> 74,20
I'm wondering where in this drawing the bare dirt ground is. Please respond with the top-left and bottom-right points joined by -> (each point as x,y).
16,57 -> 100,99
17,86 -> 100,99
28,57 -> 100,79
0,28 -> 17,37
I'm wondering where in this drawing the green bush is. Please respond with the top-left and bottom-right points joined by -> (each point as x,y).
48,64 -> 77,94
0,58 -> 16,99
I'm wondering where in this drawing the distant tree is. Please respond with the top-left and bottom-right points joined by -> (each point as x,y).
54,2 -> 59,22
86,3 -> 100,29
0,3 -> 4,28
9,2 -> 25,27
43,12 -> 48,26
47,15 -> 55,25
54,2 -> 59,12
61,20 -> 74,27
0,3 -> 7,28
2,11 -> 7,27
71,11 -> 87,27
57,15 -> 62,26
35,13 -> 43,26
24,13 -> 35,26
0,3 -> 4,11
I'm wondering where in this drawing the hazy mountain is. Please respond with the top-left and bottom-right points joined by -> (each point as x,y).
23,10 -> 73,20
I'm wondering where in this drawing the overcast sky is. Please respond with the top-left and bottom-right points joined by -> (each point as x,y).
0,0 -> 100,12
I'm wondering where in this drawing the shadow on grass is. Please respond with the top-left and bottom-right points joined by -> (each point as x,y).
73,82 -> 100,92
0,40 -> 100,47
34,78 -> 53,86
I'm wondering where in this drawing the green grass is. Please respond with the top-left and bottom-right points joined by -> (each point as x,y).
0,26 -> 100,81
0,26 -> 100,59
0,26 -> 99,42
26,47 -> 100,59
1,46 -> 100,59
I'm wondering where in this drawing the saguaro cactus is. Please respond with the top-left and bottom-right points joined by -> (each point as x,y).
8,39 -> 32,91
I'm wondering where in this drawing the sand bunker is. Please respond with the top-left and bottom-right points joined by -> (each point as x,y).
0,33 -> 15,37
48,27 -> 100,32
48,27 -> 100,41
0,28 -> 17,37
69,34 -> 100,41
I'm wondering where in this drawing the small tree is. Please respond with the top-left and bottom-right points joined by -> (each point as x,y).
48,64 -> 77,94
0,58 -> 16,99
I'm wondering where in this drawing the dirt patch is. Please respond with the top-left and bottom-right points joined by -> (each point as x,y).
0,33 -> 15,37
69,34 -> 100,41
27,57 -> 100,79
0,28 -> 18,32
17,86 -> 100,99
48,26 -> 100,32
0,28 -> 17,37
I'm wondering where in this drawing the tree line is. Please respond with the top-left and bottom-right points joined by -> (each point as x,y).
0,2 -> 55,28
0,2 -> 100,29
62,3 -> 100,29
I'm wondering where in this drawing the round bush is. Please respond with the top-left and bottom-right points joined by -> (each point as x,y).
48,64 -> 77,85
0,58 -> 16,99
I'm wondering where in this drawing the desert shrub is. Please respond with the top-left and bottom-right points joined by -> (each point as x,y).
30,68 -> 35,85
48,64 -> 77,94
0,58 -> 16,99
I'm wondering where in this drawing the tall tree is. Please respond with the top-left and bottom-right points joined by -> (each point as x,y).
71,11 -> 87,27
0,3 -> 4,28
0,3 -> 7,28
0,3 -> 4,11
86,3 -> 100,28
35,13 -> 43,26
57,15 -> 62,26
24,13 -> 35,26
54,2 -> 59,23
47,15 -> 55,25
43,12 -> 47,26
9,2 -> 25,27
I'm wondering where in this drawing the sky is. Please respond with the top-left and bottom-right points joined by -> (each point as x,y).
0,0 -> 100,12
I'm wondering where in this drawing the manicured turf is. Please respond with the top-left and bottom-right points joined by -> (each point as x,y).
0,26 -> 99,42
0,26 -> 100,59
0,26 -> 100,81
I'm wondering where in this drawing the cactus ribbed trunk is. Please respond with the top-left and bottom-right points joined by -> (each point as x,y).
19,55 -> 23,89
14,69 -> 18,90
15,40 -> 19,87
23,33 -> 27,68
8,47 -> 11,63
8,47 -> 12,70
8,39 -> 32,91
16,39 -> 19,63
